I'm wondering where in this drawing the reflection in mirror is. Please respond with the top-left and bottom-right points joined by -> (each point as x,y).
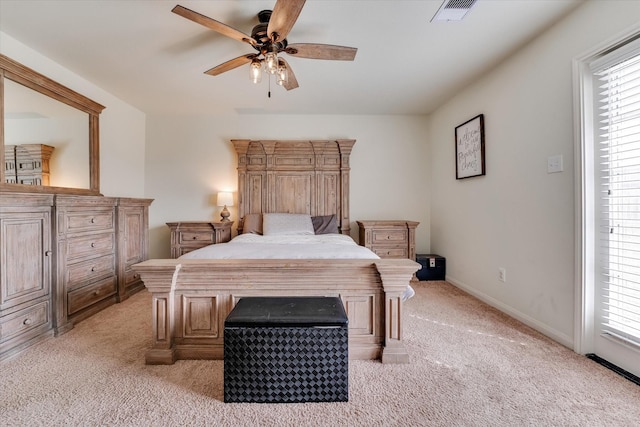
4,79 -> 90,189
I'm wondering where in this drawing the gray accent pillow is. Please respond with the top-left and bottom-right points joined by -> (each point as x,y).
312,214 -> 339,234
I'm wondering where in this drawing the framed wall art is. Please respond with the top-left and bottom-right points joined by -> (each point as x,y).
455,114 -> 485,179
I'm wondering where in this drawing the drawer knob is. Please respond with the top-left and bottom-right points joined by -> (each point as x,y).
91,242 -> 96,248
91,267 -> 96,272
91,217 -> 96,223
192,236 -> 197,240
23,318 -> 32,326
45,250 -> 52,256
93,290 -> 100,296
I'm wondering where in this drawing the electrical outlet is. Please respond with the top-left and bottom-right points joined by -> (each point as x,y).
498,268 -> 506,282
429,257 -> 436,268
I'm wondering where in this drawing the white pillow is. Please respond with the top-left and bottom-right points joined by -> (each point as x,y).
262,213 -> 315,236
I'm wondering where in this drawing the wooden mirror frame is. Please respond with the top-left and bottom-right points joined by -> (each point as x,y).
0,54 -> 105,195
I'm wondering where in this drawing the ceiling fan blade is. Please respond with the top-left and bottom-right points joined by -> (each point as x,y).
285,44 -> 357,61
267,0 -> 306,43
172,5 -> 257,46
204,54 -> 257,76
279,58 -> 299,91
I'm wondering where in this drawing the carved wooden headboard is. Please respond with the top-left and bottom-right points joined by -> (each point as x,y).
232,139 -> 355,235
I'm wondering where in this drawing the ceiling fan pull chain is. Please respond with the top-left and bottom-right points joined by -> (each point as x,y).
268,74 -> 272,98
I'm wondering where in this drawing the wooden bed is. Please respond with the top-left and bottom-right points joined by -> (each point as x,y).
133,139 -> 420,365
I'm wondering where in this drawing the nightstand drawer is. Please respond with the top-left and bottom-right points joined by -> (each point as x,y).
67,276 -> 117,315
66,232 -> 115,260
371,229 -> 407,244
371,246 -> 408,259
179,231 -> 214,245
66,254 -> 116,291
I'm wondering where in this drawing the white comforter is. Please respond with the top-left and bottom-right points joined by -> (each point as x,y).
179,233 -> 379,259
179,233 -> 415,301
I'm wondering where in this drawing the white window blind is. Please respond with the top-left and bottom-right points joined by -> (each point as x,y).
595,48 -> 640,346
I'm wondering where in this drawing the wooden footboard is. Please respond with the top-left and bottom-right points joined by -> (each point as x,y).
133,258 -> 420,365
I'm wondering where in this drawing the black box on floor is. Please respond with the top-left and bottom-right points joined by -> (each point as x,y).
224,296 -> 349,403
416,254 -> 446,281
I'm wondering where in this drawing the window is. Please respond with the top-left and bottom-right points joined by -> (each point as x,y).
593,43 -> 640,347
576,26 -> 640,380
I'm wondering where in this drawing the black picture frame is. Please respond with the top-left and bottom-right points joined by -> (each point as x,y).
455,114 -> 486,179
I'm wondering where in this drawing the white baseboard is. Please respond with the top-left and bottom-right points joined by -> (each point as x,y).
445,275 -> 574,349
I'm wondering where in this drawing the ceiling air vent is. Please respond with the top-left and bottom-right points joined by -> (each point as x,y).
431,0 -> 478,22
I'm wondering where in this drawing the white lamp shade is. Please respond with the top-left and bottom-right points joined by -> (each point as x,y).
217,192 -> 234,207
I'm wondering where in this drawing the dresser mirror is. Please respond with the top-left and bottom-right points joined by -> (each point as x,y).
0,54 -> 105,195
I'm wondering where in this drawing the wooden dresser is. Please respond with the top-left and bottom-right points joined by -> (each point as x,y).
0,193 -> 152,359
357,220 -> 419,260
167,221 -> 233,259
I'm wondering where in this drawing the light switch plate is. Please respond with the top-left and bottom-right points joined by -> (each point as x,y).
547,155 -> 563,173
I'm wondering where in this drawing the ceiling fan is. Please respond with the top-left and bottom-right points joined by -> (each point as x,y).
172,0 -> 357,92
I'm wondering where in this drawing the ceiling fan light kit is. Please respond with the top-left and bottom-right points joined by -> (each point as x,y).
172,0 -> 357,93
249,58 -> 263,84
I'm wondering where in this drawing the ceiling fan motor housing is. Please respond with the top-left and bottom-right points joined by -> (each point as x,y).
251,10 -> 287,52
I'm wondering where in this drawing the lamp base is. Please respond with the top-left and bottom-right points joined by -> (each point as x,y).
220,205 -> 231,222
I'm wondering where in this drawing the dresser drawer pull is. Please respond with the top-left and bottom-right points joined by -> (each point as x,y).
23,318 -> 32,326
93,290 -> 101,296
91,266 -> 96,272
193,236 -> 197,240
91,242 -> 96,248
91,217 -> 96,223
45,250 -> 52,256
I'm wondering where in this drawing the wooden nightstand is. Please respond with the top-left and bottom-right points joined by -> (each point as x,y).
166,221 -> 233,259
356,220 -> 419,260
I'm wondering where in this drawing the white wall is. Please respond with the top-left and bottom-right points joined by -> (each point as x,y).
145,114 -> 430,259
0,32 -> 147,197
429,0 -> 640,347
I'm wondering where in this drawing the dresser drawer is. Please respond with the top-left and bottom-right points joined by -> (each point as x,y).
67,276 -> 117,315
371,246 -> 408,259
66,254 -> 116,291
371,229 -> 407,244
178,231 -> 214,245
0,301 -> 50,343
62,210 -> 115,234
125,268 -> 142,286
66,232 -> 115,260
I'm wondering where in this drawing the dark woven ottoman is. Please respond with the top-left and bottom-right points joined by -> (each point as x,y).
224,296 -> 349,403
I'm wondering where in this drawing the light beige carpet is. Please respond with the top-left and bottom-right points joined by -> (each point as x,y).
2,281 -> 639,426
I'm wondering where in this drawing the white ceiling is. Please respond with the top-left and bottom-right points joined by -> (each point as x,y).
0,0 -> 583,116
